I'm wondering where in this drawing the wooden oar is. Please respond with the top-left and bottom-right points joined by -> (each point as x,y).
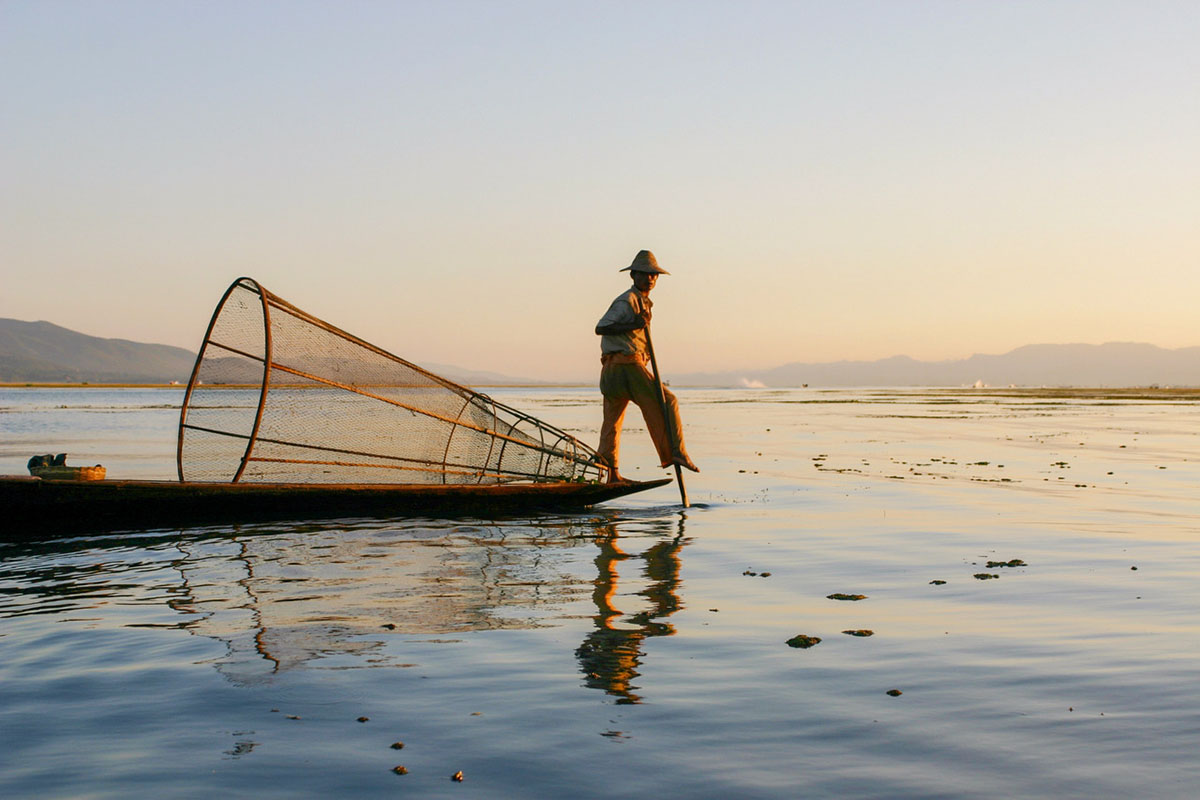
644,325 -> 689,507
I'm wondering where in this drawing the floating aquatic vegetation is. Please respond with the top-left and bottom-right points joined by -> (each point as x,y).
973,573 -> 999,580
842,630 -> 874,637
986,559 -> 1026,568
827,593 -> 867,601
886,689 -> 903,697
786,635 -> 821,649
929,580 -> 947,585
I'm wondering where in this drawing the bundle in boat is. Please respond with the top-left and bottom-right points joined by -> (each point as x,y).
27,454 -> 106,481
178,278 -> 608,485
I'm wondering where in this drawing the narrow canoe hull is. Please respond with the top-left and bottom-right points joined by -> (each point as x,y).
0,476 -> 673,538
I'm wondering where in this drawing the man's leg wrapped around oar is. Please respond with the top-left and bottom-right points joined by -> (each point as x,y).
598,355 -> 696,477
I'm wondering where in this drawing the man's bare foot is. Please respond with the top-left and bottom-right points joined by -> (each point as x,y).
672,455 -> 699,473
606,469 -> 625,483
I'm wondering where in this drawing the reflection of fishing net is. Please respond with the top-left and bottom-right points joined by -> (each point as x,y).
178,277 -> 607,484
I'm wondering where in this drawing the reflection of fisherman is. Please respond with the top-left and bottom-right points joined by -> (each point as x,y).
595,250 -> 699,483
575,522 -> 685,704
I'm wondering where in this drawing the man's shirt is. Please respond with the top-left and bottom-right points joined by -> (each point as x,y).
597,287 -> 652,356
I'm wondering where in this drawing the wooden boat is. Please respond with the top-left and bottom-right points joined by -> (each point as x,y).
5,278 -> 678,539
0,475 -> 672,538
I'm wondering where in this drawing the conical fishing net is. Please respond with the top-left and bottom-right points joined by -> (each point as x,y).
178,278 -> 607,485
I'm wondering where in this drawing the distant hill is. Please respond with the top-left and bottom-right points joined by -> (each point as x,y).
0,318 -> 197,383
674,342 -> 1200,388
0,318 -> 545,386
8,318 -> 1197,388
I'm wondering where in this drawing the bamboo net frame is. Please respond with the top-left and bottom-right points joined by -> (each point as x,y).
177,278 -> 608,485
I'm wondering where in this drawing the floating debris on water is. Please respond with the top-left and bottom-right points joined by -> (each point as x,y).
760,572 -> 772,578
1131,566 -> 1138,571
390,742 -> 405,750
743,570 -> 758,576
286,715 -> 301,720
842,630 -> 874,637
929,580 -> 947,585
392,766 -> 409,775
986,559 -> 1026,568
827,593 -> 867,601
974,573 -> 999,580
886,689 -> 903,697
786,635 -> 821,649
451,770 -> 464,782
357,716 -> 370,722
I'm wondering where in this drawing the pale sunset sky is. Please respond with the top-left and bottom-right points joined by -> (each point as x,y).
2,1 -> 1196,381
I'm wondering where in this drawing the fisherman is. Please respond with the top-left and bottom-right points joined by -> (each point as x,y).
595,250 -> 699,483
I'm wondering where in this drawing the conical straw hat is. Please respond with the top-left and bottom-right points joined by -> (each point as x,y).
619,250 -> 670,275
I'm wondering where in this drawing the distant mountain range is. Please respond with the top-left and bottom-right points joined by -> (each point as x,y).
4,318 -> 1200,387
0,318 -> 198,383
674,342 -> 1200,387
0,318 -> 543,385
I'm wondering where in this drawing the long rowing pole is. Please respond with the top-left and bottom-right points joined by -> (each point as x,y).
644,324 -> 689,507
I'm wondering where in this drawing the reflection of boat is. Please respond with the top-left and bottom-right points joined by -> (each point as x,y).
0,476 -> 671,538
164,518 -> 601,684
1,503 -> 688,706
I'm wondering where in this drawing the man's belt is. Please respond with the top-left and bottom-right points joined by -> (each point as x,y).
600,352 -> 648,366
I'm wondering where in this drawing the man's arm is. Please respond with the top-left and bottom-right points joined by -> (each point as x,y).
595,296 -> 651,336
595,309 -> 650,336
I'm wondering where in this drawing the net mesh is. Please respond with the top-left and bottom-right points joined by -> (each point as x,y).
178,278 -> 607,485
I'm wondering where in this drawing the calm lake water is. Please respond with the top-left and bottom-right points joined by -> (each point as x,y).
3,386 -> 1200,798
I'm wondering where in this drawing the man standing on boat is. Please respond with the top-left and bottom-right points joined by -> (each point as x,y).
594,250 -> 699,483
